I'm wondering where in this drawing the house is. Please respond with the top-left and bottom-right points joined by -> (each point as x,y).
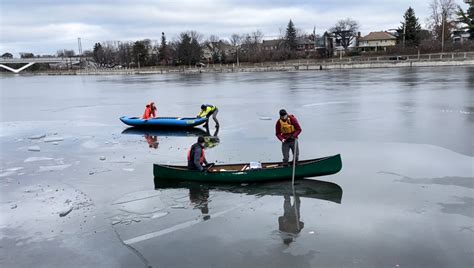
358,31 -> 397,52
202,41 -> 236,63
262,39 -> 284,51
453,30 -> 471,45
296,37 -> 315,51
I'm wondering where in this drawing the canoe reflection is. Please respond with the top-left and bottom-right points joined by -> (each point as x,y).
154,178 -> 342,243
121,127 -> 207,137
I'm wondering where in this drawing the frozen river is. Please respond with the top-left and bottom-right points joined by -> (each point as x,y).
1,67 -> 473,267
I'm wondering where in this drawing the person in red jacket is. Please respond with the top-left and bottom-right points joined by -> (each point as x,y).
142,102 -> 157,119
275,109 -> 302,166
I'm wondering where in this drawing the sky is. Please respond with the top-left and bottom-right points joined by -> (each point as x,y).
0,0 -> 468,56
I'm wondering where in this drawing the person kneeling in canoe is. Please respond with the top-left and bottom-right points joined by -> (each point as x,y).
142,102 -> 157,120
197,104 -> 219,128
188,136 -> 209,171
275,109 -> 302,166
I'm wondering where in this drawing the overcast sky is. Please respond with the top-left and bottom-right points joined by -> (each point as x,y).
0,0 -> 468,56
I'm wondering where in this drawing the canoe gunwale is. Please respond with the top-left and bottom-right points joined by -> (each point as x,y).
120,116 -> 207,128
157,155 -> 340,174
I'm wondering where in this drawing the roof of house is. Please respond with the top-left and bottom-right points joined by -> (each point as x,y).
296,38 -> 313,45
359,32 -> 397,41
262,39 -> 284,47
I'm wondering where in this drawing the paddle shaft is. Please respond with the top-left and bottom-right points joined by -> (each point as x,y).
292,183 -> 300,231
292,138 -> 298,186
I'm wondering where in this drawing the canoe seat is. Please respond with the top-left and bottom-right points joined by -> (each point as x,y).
266,164 -> 279,168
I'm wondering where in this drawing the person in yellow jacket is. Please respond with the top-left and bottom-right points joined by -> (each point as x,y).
275,109 -> 302,166
197,104 -> 219,128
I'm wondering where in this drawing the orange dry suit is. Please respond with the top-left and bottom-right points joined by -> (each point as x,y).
142,102 -> 156,119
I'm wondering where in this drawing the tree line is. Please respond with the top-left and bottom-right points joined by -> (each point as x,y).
8,0 -> 473,65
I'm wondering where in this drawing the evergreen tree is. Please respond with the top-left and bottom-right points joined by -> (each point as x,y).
176,32 -> 202,66
190,38 -> 202,65
285,19 -> 297,51
458,5 -> 474,40
158,32 -> 170,64
177,33 -> 192,65
398,7 -> 422,47
93,43 -> 105,66
132,41 -> 148,67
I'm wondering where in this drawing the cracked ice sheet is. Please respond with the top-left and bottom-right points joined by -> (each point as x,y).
38,164 -> 71,172
0,183 -> 95,243
112,189 -> 261,244
112,190 -> 167,215
24,157 -> 54,163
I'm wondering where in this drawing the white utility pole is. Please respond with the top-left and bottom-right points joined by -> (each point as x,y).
441,15 -> 445,52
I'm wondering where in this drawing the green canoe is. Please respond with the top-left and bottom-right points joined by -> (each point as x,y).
153,154 -> 342,183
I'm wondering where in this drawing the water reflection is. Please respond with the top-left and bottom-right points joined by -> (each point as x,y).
144,134 -> 159,149
188,184 -> 210,220
154,178 -> 342,244
204,125 -> 220,149
121,126 -> 221,150
279,194 -> 303,245
121,127 -> 209,149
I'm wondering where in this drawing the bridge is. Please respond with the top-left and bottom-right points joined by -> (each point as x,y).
0,57 -> 84,73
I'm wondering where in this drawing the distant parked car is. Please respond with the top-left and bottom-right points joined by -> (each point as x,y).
389,56 -> 407,61
196,62 -> 206,67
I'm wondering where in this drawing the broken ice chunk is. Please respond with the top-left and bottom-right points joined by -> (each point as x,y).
28,134 -> 46,140
58,206 -> 73,217
28,146 -> 41,152
44,137 -> 64,143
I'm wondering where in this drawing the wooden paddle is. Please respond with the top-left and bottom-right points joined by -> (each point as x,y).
292,138 -> 298,186
203,163 -> 215,172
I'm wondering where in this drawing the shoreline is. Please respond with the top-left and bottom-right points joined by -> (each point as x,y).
2,58 -> 473,76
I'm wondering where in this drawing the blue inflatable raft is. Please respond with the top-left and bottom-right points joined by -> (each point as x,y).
120,116 -> 207,128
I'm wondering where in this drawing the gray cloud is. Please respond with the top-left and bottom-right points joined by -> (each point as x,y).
0,0 -> 467,56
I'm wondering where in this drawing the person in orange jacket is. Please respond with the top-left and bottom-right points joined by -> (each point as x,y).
142,102 -> 157,119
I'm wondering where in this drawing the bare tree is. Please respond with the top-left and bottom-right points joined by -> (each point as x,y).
188,30 -> 203,43
241,30 -> 265,62
427,0 -> 457,41
118,42 -> 133,67
330,18 -> 360,50
251,30 -> 264,44
229,33 -> 243,65
209,35 -> 220,43
230,33 -> 242,47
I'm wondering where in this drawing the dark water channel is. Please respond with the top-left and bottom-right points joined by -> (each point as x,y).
1,67 -> 473,267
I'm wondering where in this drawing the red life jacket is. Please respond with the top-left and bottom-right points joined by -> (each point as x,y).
187,146 -> 205,164
142,102 -> 156,119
